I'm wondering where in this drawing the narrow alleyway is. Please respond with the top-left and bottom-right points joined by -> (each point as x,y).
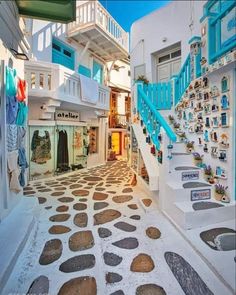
2,161 -> 231,295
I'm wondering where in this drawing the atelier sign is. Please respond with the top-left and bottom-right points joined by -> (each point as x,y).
55,110 -> 80,121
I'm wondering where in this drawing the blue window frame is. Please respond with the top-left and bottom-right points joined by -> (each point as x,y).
206,0 -> 236,63
78,65 -> 91,78
92,60 -> 103,84
52,38 -> 75,70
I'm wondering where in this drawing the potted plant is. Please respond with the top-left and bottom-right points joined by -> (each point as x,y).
214,184 -> 228,202
192,152 -> 204,165
204,165 -> 213,181
168,115 -> 175,124
136,75 -> 149,85
186,141 -> 194,153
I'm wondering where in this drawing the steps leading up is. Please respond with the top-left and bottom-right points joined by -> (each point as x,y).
132,123 -> 159,191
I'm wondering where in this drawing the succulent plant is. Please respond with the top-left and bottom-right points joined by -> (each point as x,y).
215,184 -> 228,195
136,75 -> 149,85
204,165 -> 213,176
168,115 -> 175,123
173,122 -> 180,129
178,132 -> 186,138
192,152 -> 204,161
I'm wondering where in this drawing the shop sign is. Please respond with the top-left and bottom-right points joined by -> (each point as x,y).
191,189 -> 211,201
182,171 -> 199,181
55,110 -> 80,121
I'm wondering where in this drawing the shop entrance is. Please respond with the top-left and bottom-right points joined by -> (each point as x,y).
111,132 -> 121,155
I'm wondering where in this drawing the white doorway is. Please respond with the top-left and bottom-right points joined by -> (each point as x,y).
156,47 -> 181,83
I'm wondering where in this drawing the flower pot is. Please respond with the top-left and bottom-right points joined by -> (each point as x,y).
204,174 -> 211,182
194,159 -> 202,165
215,192 -> 223,201
186,147 -> 193,153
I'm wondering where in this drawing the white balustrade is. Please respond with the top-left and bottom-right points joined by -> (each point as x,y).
25,61 -> 110,111
67,1 -> 128,51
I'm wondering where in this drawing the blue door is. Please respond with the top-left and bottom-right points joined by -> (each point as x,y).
92,60 -> 103,84
52,38 -> 75,70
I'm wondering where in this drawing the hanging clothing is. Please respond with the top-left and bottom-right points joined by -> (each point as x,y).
6,95 -> 19,124
7,124 -> 18,152
73,130 -> 82,149
17,126 -> 26,148
7,150 -> 21,193
16,79 -> 27,101
57,130 -> 69,172
16,102 -> 28,126
31,130 -> 51,164
18,147 -> 28,187
6,67 -> 17,96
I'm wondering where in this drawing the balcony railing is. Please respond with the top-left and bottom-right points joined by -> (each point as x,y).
25,61 -> 110,110
67,1 -> 129,52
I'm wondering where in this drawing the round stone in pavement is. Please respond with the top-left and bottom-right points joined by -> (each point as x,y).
38,197 -> 46,204
38,188 -> 52,193
79,198 -> 88,202
128,204 -> 138,210
72,190 -> 89,197
146,227 -> 161,239
49,225 -> 71,235
69,184 -> 83,189
69,230 -> 94,251
130,254 -> 155,272
95,187 -> 106,191
110,291 -> 125,295
59,254 -> 95,273
94,202 -> 109,210
49,214 -> 70,222
142,199 -> 152,207
130,215 -> 141,220
45,206 -> 52,210
24,191 -> 36,196
58,197 -> 74,203
74,213 -> 88,227
73,203 -> 87,211
103,252 -> 122,266
93,192 -> 108,200
122,188 -> 133,193
114,222 -> 136,232
56,205 -> 69,212
106,272 -> 122,284
58,276 -> 97,295
98,227 -> 112,238
27,275 -> 49,295
136,284 -> 166,295
51,191 -> 64,197
112,237 -> 138,249
94,209 -> 121,225
39,239 -> 62,265
112,195 -> 133,203
84,176 -> 103,181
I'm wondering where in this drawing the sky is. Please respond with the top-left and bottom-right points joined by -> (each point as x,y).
99,0 -> 171,32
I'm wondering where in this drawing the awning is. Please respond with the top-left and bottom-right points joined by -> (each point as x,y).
16,0 -> 76,23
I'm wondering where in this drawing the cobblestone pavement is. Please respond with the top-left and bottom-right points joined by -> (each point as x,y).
2,161 -> 231,295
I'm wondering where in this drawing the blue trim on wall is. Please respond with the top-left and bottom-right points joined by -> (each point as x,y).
78,65 -> 91,78
188,36 -> 201,44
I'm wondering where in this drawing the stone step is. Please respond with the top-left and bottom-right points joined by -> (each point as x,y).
168,166 -> 203,182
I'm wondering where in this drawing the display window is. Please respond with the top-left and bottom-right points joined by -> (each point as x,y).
111,132 -> 121,155
89,127 -> 99,154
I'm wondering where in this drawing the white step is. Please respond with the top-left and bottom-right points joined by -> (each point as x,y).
170,152 -> 193,166
167,180 -> 213,202
174,199 -> 236,230
168,166 -> 203,182
132,123 -> 159,191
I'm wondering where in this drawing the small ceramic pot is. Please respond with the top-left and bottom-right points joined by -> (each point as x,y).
215,192 -> 223,201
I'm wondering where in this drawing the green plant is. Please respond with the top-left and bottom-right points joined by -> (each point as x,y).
178,132 -> 186,139
204,165 -> 213,176
215,184 -> 228,195
173,122 -> 180,129
168,115 -> 175,123
192,152 -> 204,161
136,75 -> 149,85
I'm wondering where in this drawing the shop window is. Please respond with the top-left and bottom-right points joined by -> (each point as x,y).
89,127 -> 98,154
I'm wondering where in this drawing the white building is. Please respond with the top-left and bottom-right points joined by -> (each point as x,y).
25,0 -> 130,177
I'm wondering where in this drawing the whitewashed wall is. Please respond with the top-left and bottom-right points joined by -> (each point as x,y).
130,1 -> 205,83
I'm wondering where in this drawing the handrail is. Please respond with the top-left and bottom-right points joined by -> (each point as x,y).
138,84 -> 177,143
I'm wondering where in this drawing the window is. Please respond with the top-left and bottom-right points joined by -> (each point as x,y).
52,38 -> 75,70
92,60 -> 104,84
158,54 -> 170,63
171,49 -> 181,58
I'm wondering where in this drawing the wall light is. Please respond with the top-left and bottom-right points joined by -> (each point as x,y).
10,48 -> 29,60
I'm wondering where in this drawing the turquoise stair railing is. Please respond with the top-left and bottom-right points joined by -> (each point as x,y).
143,82 -> 172,110
137,84 -> 177,150
173,54 -> 191,105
